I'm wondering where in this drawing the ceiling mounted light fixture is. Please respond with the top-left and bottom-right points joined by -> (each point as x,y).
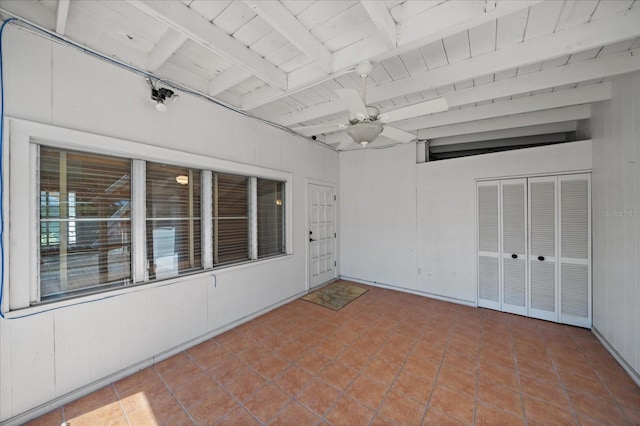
292,60 -> 448,150
175,175 -> 189,185
346,122 -> 383,148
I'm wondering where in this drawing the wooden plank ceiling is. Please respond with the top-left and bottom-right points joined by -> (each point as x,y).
2,0 -> 639,151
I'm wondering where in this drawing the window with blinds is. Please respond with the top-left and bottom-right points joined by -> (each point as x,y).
214,173 -> 249,264
146,163 -> 202,280
257,179 -> 285,258
36,145 -> 287,303
39,147 -> 132,300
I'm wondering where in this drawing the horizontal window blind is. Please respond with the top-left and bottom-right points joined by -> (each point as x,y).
257,178 -> 285,258
214,173 -> 249,264
35,145 -> 288,304
146,163 -> 202,279
39,148 -> 132,300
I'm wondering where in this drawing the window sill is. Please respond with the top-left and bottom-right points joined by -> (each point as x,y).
3,253 -> 293,319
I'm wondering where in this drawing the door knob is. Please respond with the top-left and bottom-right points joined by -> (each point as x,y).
511,254 -> 517,259
310,238 -> 316,242
538,256 -> 545,261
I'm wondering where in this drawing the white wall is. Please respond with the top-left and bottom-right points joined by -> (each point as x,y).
416,141 -> 592,303
340,141 -> 592,305
339,144 -> 418,289
0,26 -> 338,423
591,71 -> 640,381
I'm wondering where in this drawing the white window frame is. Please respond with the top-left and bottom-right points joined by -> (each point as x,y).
2,118 -> 293,315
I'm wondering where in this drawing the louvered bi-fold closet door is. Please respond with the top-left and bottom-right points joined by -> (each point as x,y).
477,181 -> 500,310
528,176 -> 558,322
559,174 -> 591,327
501,179 -> 527,315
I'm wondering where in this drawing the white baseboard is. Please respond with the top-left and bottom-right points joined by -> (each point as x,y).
591,326 -> 640,388
0,291 -> 306,426
339,275 -> 476,307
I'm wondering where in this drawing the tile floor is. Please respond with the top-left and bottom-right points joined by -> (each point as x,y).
26,283 -> 640,425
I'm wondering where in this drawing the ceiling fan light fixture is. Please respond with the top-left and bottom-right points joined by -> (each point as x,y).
346,122 -> 383,145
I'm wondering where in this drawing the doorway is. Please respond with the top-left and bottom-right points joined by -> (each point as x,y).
308,182 -> 337,289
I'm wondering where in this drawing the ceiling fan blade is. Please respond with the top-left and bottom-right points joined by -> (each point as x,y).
381,126 -> 416,144
381,97 -> 449,123
335,88 -> 368,119
291,123 -> 347,137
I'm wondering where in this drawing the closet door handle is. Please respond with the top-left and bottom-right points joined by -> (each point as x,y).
537,256 -> 545,261
511,254 -> 518,259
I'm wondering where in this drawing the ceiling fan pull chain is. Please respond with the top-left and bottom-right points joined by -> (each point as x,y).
361,74 -> 367,106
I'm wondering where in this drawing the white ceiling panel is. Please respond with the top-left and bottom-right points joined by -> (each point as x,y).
249,30 -> 289,57
296,0 -> 358,30
420,88 -> 440,101
156,60 -> 209,94
398,50 -> 427,76
473,74 -> 495,87
567,47 -> 602,64
598,38 -> 638,56
555,0 -> 599,31
469,21 -> 496,57
524,1 -> 564,41
189,0 -> 233,21
420,41 -> 448,70
265,43 -> 303,67
311,3 -> 368,43
454,79 -> 474,91
590,0 -> 634,20
442,31 -> 471,64
389,0 -> 444,23
494,68 -> 518,81
233,15 -> 274,46
404,91 -> 424,103
368,62 -> 393,85
540,55 -> 570,71
495,7 -> 529,49
281,0 -> 317,17
212,1 -> 255,35
167,39 -> 232,80
381,56 -> 410,81
279,54 -> 313,73
436,84 -> 456,96
3,0 -> 638,151
232,76 -> 267,96
69,1 -> 166,52
384,0 -> 405,10
323,21 -> 378,52
517,62 -> 542,76
333,74 -> 361,91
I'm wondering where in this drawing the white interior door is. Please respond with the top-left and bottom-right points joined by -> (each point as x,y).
477,181 -> 501,310
528,176 -> 558,322
308,183 -> 337,289
559,174 -> 591,327
501,179 -> 528,315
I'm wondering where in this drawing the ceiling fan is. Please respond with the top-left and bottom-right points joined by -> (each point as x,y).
292,61 -> 449,150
